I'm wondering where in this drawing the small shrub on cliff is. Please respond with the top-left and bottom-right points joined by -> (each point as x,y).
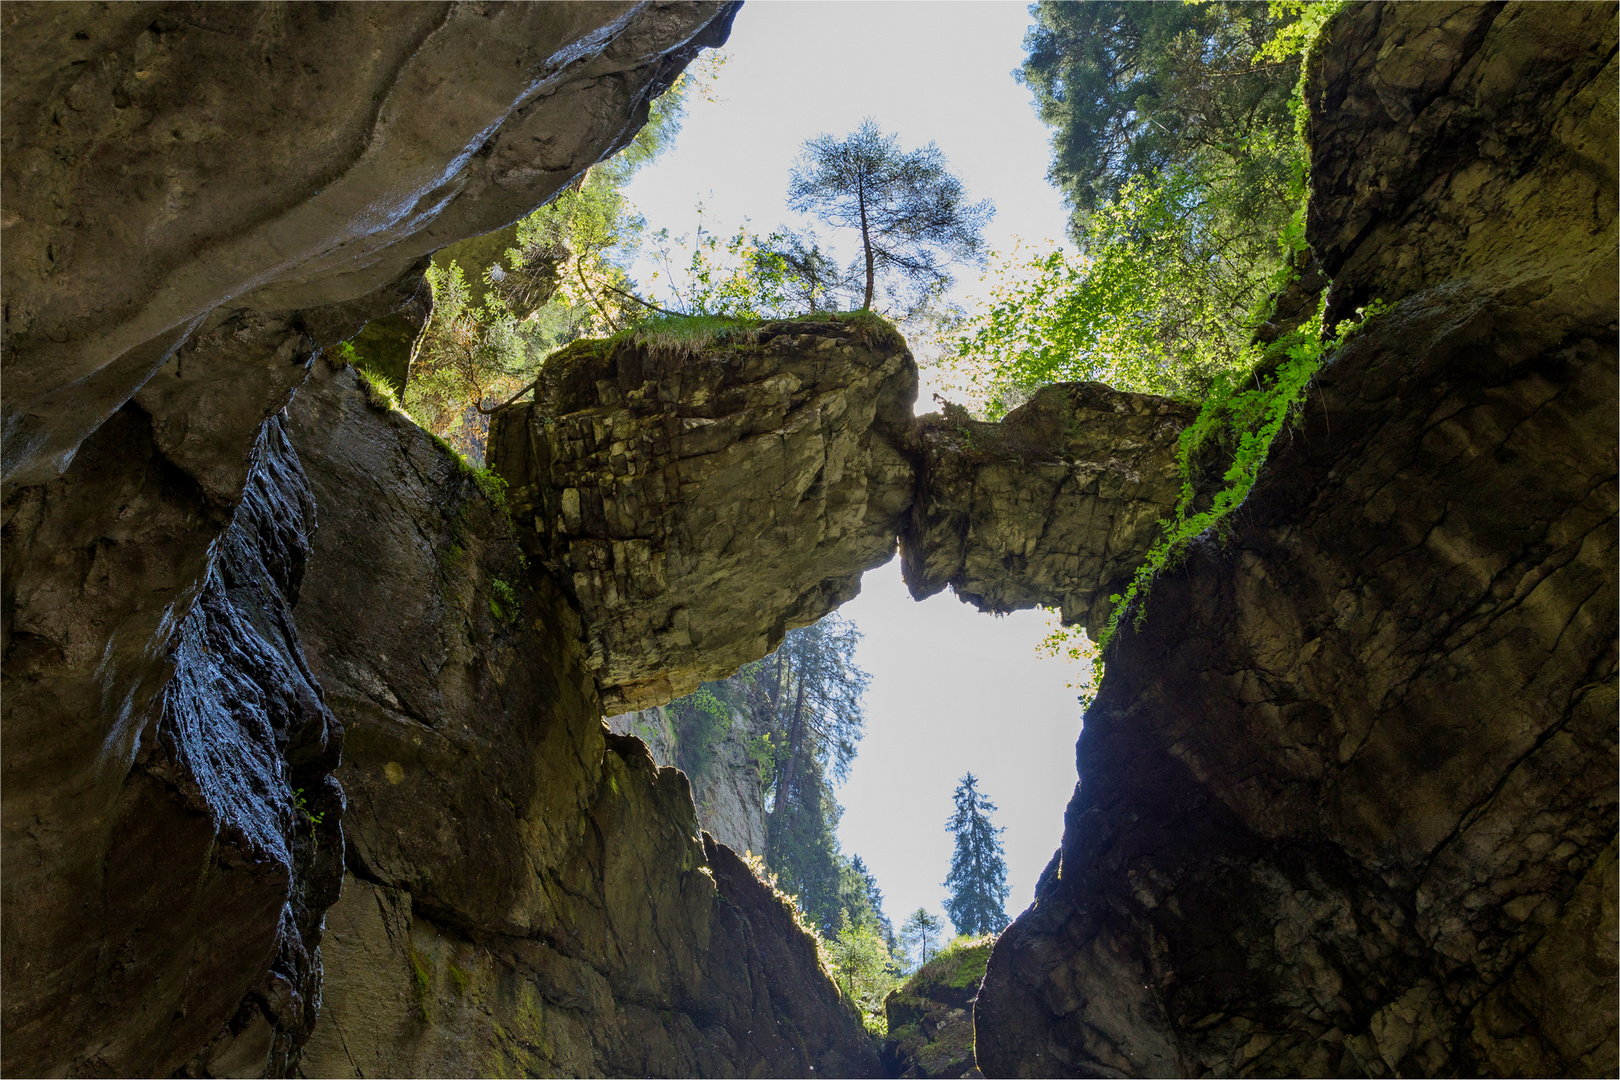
827,915 -> 902,1035
1088,296 -> 1387,673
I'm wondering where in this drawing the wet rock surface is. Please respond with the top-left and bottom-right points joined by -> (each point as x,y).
975,4 -> 1617,1076
2,409 -> 341,1077
286,362 -> 879,1078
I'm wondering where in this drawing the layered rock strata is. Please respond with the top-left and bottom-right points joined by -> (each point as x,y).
976,3 -> 1618,1076
488,322 -> 1200,712
903,384 -> 1195,639
285,362 -> 879,1077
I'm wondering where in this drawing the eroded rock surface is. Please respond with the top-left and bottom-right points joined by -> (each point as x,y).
882,940 -> 992,1079
2,409 -> 341,1077
904,384 -> 1195,639
286,362 -> 879,1078
976,4 -> 1618,1076
488,320 -> 920,713
1,0 -> 737,486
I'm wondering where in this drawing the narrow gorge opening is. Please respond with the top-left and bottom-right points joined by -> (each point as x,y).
3,3 -> 1612,1078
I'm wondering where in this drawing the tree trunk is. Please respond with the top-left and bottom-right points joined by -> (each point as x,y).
857,184 -> 875,310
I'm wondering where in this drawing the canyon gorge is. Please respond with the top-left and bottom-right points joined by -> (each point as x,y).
2,1 -> 1614,1077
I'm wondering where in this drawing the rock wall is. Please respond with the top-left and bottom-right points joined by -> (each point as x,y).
903,384 -> 1195,639
882,939 -> 992,1080
975,3 -> 1618,1076
0,4 -> 751,1074
1,0 -> 738,487
488,320 -> 1199,712
285,361 -> 879,1078
610,704 -> 770,856
2,400 -> 341,1077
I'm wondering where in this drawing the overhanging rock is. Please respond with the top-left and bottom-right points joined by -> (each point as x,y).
489,319 -> 920,713
490,322 -> 1198,712
904,383 -> 1195,640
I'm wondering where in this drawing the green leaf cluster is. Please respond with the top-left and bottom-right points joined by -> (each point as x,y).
1090,298 -> 1387,677
953,1 -> 1343,417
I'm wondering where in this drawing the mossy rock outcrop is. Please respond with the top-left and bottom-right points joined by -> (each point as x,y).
881,939 -> 993,1079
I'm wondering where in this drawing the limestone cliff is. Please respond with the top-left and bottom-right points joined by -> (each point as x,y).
284,362 -> 877,1077
974,4 -> 1618,1076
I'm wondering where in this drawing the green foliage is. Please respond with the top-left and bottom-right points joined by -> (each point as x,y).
469,465 -> 508,510
290,786 -> 326,843
943,773 -> 1010,937
953,1 -> 1340,415
401,67 -> 709,455
488,577 -> 519,624
787,118 -> 994,313
669,683 -> 735,782
930,933 -> 994,990
409,948 -> 432,1016
404,260 -> 535,446
1090,299 -> 1387,675
1020,1 -> 1302,218
615,311 -> 760,355
448,963 -> 472,997
955,167 -> 1277,409
332,341 -> 405,412
827,915 -> 902,1034
661,614 -> 889,942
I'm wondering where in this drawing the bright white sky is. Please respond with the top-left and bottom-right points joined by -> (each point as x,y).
622,2 -> 1084,932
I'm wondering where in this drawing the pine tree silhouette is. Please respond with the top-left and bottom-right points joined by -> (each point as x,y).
942,773 -> 1011,936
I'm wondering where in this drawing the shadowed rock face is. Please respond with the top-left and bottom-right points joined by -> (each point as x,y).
2,409 -> 342,1077
284,362 -> 880,1078
975,4 -> 1618,1076
1,4 -> 738,1074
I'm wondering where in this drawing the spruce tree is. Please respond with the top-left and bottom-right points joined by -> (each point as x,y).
942,773 -> 1011,936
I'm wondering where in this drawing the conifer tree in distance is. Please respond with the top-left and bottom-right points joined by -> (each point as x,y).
942,773 -> 1011,937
